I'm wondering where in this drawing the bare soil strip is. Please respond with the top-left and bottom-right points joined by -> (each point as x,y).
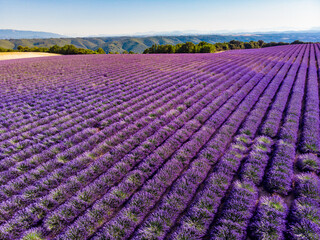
0,52 -> 61,61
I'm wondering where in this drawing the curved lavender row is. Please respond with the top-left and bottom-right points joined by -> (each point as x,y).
279,44 -> 310,144
264,140 -> 295,195
300,44 -> 320,153
296,153 -> 320,173
287,173 -> 320,239
239,136 -> 273,185
131,145 -> 248,240
249,195 -> 288,240
260,44 -> 306,137
209,181 -> 258,240
92,46 -> 299,240
168,45 -> 302,240
0,49 -> 268,237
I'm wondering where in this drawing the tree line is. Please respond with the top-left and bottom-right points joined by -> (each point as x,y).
143,40 -> 306,54
0,45 -> 106,55
0,40 -> 307,55
0,44 -> 138,54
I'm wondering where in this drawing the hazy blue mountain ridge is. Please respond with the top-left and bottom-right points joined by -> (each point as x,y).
0,30 -> 319,53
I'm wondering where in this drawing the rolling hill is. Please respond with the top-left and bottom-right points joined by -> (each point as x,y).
0,31 -> 319,53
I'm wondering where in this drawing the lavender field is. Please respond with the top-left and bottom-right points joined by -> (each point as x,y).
0,44 -> 319,240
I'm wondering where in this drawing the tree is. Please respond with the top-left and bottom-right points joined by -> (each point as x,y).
49,45 -> 61,53
199,45 -> 216,53
177,42 -> 195,53
60,45 -> 79,54
258,40 -> 265,47
198,41 -> 208,47
215,42 -> 229,51
17,45 -> 31,52
229,40 -> 243,49
166,45 -> 175,53
291,40 -> 304,44
96,48 -> 106,54
244,42 -> 253,49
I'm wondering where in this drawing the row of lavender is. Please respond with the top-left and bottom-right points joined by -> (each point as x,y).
0,44 -> 319,239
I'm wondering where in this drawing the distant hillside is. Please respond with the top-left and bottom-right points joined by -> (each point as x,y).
0,32 -> 319,53
0,29 -> 65,39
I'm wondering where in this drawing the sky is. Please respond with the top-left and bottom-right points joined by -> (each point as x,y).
0,0 -> 320,37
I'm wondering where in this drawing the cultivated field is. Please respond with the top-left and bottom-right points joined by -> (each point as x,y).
0,44 -> 319,239
0,52 -> 60,61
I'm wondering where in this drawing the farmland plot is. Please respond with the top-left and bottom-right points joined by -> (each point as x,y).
0,44 -> 319,240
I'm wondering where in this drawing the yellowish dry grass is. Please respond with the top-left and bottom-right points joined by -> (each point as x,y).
0,52 -> 61,61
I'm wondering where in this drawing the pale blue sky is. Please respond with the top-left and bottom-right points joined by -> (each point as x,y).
0,0 -> 319,36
